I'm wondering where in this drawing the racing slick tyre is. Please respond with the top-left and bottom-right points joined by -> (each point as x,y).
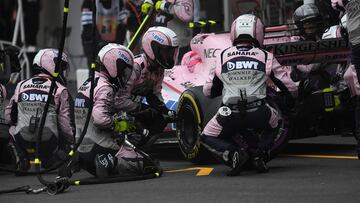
176,86 -> 289,163
176,86 -> 220,164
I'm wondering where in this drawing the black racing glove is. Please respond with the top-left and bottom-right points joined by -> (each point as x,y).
131,82 -> 154,97
131,107 -> 158,121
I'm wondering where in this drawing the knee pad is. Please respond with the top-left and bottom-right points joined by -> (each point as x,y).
94,153 -> 117,178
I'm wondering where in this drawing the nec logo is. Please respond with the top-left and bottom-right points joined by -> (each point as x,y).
227,61 -> 259,71
204,48 -> 220,58
21,93 -> 48,102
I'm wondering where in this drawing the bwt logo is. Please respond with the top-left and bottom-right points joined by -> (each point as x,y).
118,51 -> 130,63
227,61 -> 259,71
75,98 -> 86,108
21,93 -> 48,102
152,33 -> 165,44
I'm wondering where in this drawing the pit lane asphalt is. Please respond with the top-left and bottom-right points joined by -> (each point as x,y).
1,135 -> 359,203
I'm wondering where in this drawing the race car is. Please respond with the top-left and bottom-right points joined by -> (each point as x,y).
160,25 -> 354,163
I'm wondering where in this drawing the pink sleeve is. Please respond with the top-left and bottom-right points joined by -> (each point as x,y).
203,66 -> 217,97
93,85 -> 114,129
203,55 -> 222,97
270,55 -> 298,93
296,64 -> 317,73
171,0 -> 194,23
114,65 -> 141,112
153,71 -> 165,102
57,89 -> 75,143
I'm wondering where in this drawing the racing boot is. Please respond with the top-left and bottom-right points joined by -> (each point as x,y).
19,157 -> 30,172
226,149 -> 249,176
7,143 -> 19,170
251,149 -> 269,173
57,153 -> 80,178
142,157 -> 163,175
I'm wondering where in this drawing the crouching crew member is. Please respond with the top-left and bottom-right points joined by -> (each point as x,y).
5,49 -> 74,171
75,43 -> 160,177
202,14 -> 298,176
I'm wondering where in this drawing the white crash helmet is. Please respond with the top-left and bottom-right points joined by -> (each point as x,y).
33,48 -> 69,84
230,14 -> 264,47
141,26 -> 179,69
98,43 -> 134,88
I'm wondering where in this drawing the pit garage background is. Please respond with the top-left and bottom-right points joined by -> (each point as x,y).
0,0 -> 340,91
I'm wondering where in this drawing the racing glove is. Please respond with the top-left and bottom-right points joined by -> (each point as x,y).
146,93 -> 167,111
113,113 -> 136,134
136,107 -> 158,121
155,103 -> 176,122
166,110 -> 177,122
131,84 -> 154,97
141,0 -> 154,14
155,0 -> 171,13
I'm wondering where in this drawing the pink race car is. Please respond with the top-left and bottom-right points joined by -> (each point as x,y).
160,26 -> 354,163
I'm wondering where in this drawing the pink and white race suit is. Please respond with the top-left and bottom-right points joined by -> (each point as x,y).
115,54 -> 165,112
0,84 -> 7,138
75,72 -> 118,151
75,72 -> 147,176
202,44 -> 297,138
5,74 -> 74,143
200,44 -> 297,169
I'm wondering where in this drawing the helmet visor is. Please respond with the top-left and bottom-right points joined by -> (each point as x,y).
53,57 -> 69,73
152,42 -> 179,69
115,58 -> 133,88
299,17 -> 324,37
